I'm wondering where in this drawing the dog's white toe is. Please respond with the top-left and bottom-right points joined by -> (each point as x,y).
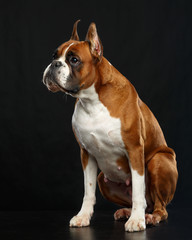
125,217 -> 146,232
69,214 -> 90,227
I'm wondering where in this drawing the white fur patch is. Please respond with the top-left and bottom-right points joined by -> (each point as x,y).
70,155 -> 97,227
59,42 -> 74,63
72,84 -> 129,183
56,43 -> 75,87
125,169 -> 146,232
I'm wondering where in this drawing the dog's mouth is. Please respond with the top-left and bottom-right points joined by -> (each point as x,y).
46,79 -> 84,95
55,81 -> 80,95
45,81 -> 60,93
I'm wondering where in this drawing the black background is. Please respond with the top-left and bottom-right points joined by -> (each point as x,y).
0,0 -> 192,212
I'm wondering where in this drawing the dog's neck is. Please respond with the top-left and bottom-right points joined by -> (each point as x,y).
76,57 -> 112,106
77,84 -> 103,116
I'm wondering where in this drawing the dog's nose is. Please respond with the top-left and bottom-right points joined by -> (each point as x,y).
52,60 -> 62,68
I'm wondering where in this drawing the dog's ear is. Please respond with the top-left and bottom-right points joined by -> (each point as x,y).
85,23 -> 103,62
70,20 -> 80,41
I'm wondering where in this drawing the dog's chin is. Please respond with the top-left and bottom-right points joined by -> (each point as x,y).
46,82 -> 61,93
46,81 -> 80,96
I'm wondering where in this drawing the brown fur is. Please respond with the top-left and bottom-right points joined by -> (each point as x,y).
116,156 -> 131,174
95,57 -> 177,223
97,172 -> 132,207
81,148 -> 89,170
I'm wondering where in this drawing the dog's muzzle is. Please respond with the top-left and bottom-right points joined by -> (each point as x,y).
43,60 -> 83,95
51,60 -> 63,69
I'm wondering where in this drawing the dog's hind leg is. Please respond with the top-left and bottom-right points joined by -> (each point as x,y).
97,172 -> 132,214
146,148 -> 178,225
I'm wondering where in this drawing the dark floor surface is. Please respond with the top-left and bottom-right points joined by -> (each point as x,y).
0,208 -> 191,240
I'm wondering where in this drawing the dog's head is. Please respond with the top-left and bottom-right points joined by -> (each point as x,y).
43,20 -> 103,96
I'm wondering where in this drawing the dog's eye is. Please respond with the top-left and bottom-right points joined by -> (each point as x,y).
69,56 -> 79,65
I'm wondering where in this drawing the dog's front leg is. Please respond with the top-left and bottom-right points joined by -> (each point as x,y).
70,149 -> 97,227
125,145 -> 147,232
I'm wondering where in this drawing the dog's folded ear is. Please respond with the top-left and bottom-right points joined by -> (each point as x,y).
85,23 -> 103,62
70,20 -> 80,41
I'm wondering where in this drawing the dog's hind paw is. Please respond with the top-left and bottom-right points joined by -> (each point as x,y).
114,208 -> 132,220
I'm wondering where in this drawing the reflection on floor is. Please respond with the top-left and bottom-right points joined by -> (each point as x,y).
0,208 -> 190,240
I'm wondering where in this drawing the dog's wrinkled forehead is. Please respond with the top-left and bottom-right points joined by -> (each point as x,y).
52,41 -> 92,62
52,41 -> 74,60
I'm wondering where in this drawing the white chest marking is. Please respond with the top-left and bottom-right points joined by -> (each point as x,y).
72,84 -> 128,183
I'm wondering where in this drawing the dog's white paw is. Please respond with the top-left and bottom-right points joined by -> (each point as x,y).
125,217 -> 146,232
69,214 -> 90,227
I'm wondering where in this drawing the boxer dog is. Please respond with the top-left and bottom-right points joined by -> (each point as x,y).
43,20 -> 178,232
